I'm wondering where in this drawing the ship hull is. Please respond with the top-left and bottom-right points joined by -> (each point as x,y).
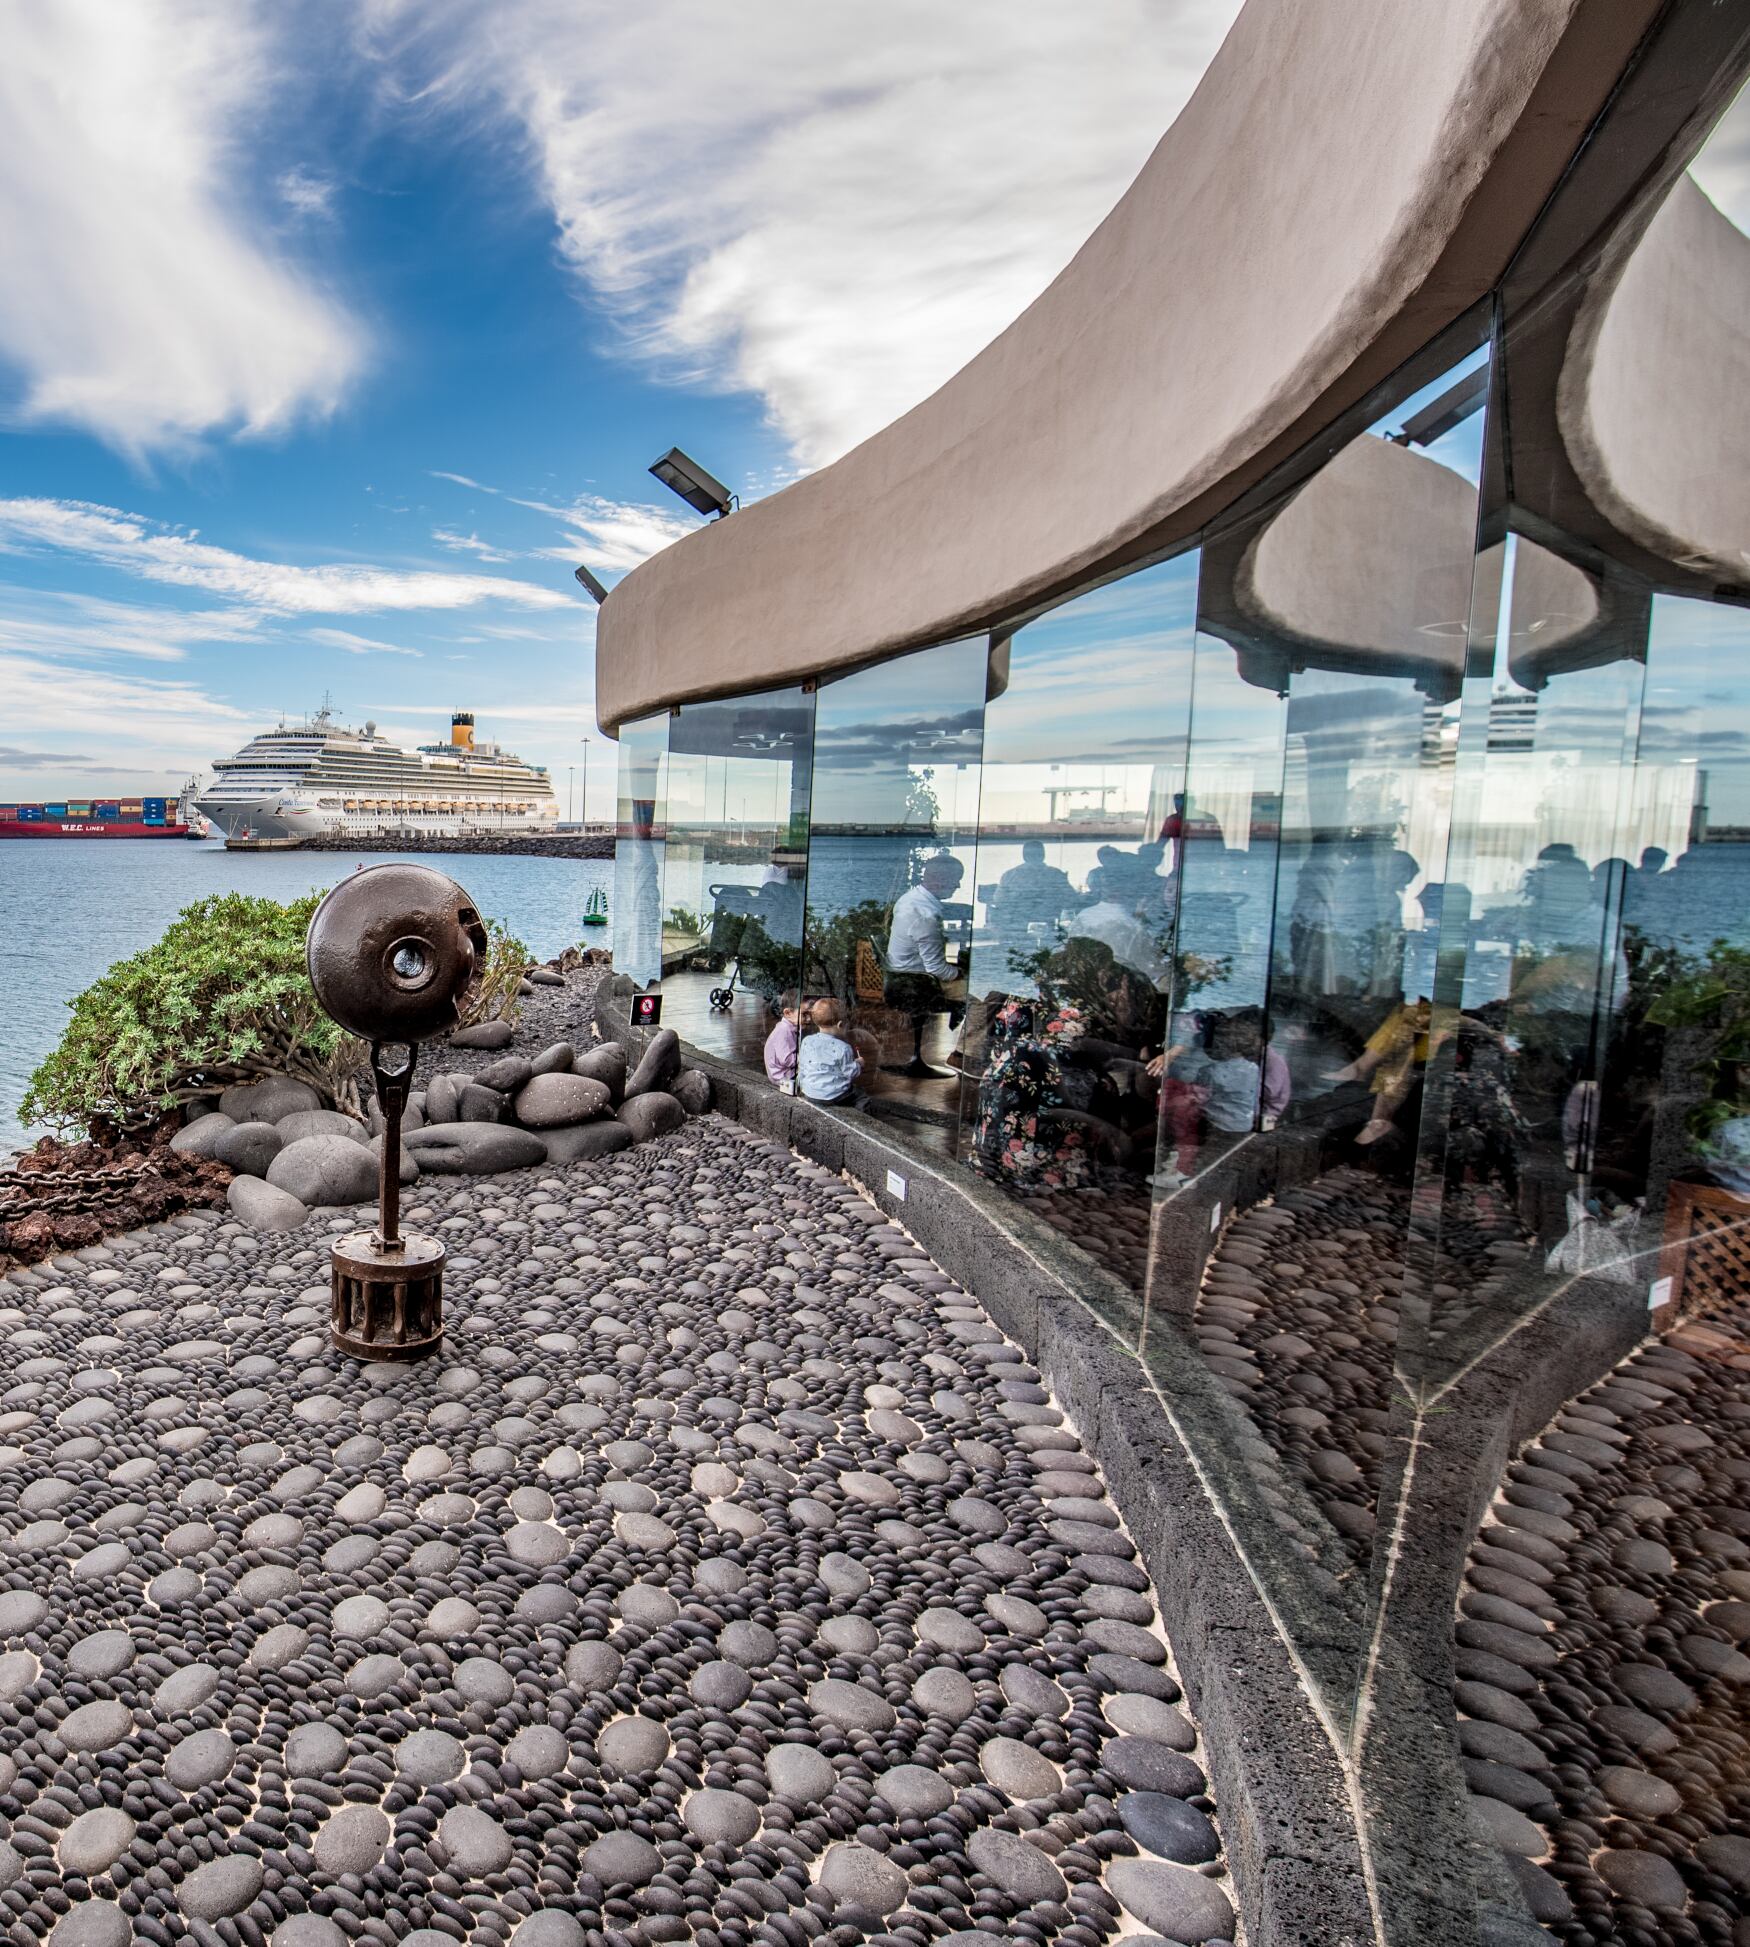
0,820 -> 190,839
195,797 -> 559,843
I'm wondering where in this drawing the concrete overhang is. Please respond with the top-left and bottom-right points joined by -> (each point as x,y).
596,0 -> 1661,734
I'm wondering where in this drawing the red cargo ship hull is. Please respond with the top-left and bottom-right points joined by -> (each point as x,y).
0,793 -> 190,838
0,819 -> 191,838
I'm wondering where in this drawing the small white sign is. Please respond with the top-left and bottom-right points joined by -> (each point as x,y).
1209,1200 -> 1222,1232
886,1170 -> 907,1201
1648,1275 -> 1673,1312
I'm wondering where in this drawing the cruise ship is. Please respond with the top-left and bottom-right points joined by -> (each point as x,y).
197,707 -> 558,841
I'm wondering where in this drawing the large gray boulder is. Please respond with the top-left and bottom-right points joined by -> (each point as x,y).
458,1083 -> 505,1124
366,1136 -> 420,1185
624,1029 -> 681,1100
404,1124 -> 547,1176
267,1134 -> 379,1207
424,1073 -> 469,1124
219,1076 -> 322,1123
368,1099 -> 426,1138
513,1073 -> 611,1129
227,1176 -> 307,1232
450,1020 -> 514,1051
475,1055 -> 535,1095
618,1092 -> 685,1142
531,1041 -> 574,1076
214,1120 -> 283,1178
528,968 -> 566,987
574,1044 -> 627,1104
276,1109 -> 369,1146
171,1112 -> 234,1158
537,1121 -> 635,1165
671,1069 -> 713,1116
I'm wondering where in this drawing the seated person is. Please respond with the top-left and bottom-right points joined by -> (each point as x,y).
884,855 -> 970,1076
1066,893 -> 1170,988
798,998 -> 864,1104
763,991 -> 805,1088
1149,1007 -> 1278,1184
990,839 -> 1078,944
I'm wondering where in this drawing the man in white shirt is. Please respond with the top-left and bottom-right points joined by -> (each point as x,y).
885,855 -> 966,976
883,856 -> 968,1077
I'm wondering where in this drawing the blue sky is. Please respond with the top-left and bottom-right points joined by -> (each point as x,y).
0,1 -> 1250,811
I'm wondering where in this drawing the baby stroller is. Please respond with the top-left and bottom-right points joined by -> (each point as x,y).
705,879 -> 803,1012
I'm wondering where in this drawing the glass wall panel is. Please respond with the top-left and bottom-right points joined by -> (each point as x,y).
1117,335 -> 1495,1740
612,711 -> 669,991
800,639 -> 986,1140
1354,42 -> 1750,1947
953,553 -> 1198,1318
652,687 -> 815,1070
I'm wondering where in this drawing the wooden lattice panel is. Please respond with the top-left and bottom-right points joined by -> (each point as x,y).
1658,1181 -> 1750,1325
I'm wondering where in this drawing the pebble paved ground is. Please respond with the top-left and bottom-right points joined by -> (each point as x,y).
0,1113 -> 1234,1946
1455,1295 -> 1750,1946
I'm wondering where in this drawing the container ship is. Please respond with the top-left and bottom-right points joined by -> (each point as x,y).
0,794 -> 190,839
196,705 -> 558,842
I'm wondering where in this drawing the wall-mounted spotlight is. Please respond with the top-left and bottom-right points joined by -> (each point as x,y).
649,447 -> 737,520
573,563 -> 609,604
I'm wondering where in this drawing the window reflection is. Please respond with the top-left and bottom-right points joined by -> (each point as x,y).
801,639 -> 986,1126
1143,340 -> 1490,1593
655,688 -> 815,1069
611,712 -> 669,991
955,557 -> 1198,1307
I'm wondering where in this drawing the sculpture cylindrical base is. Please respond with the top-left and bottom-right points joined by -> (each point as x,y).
330,1230 -> 445,1361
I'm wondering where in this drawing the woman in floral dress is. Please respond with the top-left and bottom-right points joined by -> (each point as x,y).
970,998 -> 1097,1192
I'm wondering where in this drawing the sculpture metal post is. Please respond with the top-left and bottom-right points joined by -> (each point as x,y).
305,864 -> 488,1361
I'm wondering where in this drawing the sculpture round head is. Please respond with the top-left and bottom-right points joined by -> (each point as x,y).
306,863 -> 488,1043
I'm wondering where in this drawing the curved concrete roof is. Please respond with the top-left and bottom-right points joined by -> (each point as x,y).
1561,176 -> 1750,586
597,0 -> 1659,733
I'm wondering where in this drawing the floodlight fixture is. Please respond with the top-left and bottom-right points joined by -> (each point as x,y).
649,446 -> 737,519
573,563 -> 609,604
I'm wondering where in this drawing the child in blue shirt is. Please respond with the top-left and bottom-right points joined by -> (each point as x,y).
798,998 -> 863,1104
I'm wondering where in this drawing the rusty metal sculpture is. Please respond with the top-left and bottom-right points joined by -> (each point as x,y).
306,864 -> 488,1360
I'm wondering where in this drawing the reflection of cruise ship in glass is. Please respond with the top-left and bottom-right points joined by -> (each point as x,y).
196,706 -> 558,841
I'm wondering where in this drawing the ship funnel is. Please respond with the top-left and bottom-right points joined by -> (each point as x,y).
450,711 -> 475,750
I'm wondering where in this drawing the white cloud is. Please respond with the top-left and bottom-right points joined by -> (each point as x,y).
0,498 -> 573,613
364,0 -> 1242,466
428,468 -> 696,577
0,0 -> 363,455
0,651 -> 254,783
528,494 -> 698,575
0,590 -> 263,664
433,526 -> 516,562
278,166 -> 337,219
430,470 -> 486,490
307,627 -> 424,657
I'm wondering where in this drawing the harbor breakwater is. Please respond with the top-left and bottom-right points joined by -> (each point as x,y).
302,830 -> 613,860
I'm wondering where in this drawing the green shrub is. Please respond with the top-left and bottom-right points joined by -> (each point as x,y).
458,918 -> 532,1029
1646,936 -> 1750,1146
22,891 -> 365,1135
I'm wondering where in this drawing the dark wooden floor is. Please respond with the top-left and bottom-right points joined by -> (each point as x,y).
659,971 -> 968,1160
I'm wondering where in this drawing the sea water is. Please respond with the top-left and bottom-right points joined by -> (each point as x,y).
0,841 -> 610,1159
